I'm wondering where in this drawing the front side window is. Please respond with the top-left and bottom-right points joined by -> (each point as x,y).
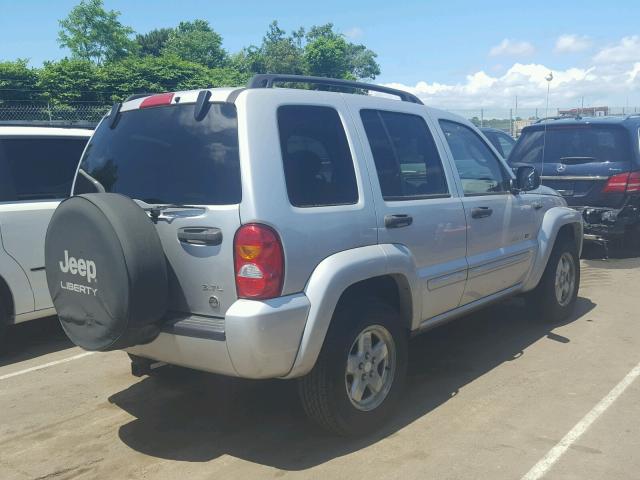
360,109 -> 448,200
278,105 -> 358,207
0,137 -> 88,202
439,120 -> 509,195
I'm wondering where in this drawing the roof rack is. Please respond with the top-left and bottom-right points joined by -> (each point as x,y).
0,120 -> 96,129
533,115 -> 576,124
247,74 -> 424,105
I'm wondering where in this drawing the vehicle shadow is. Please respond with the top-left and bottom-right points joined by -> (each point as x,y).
109,296 -> 595,470
0,316 -> 74,367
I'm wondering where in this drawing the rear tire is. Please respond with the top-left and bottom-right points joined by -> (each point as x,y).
527,235 -> 580,323
298,298 -> 408,436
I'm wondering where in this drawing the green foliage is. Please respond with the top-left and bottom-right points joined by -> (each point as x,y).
0,59 -> 39,102
136,28 -> 174,57
3,5 -> 383,108
162,20 -> 226,68
58,0 -> 137,64
37,59 -> 99,104
232,21 -> 380,81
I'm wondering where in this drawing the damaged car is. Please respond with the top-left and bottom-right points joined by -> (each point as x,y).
509,116 -> 640,251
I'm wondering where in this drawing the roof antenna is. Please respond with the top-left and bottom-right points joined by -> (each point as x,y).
540,72 -> 553,185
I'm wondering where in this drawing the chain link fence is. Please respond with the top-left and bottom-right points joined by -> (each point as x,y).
2,102 -> 639,136
0,102 -> 108,126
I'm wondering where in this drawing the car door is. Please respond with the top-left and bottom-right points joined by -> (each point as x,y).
349,99 -> 468,320
0,135 -> 88,311
435,117 -> 538,304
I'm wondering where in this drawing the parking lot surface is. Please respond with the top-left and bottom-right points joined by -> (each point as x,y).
1,255 -> 638,480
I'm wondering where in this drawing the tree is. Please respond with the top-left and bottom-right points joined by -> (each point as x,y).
136,28 -> 173,57
58,0 -> 137,64
37,59 -> 100,104
231,21 -> 380,81
0,60 -> 39,103
304,23 -> 379,80
162,20 -> 226,68
94,54 -> 246,101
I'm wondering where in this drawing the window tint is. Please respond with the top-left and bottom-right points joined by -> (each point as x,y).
75,103 -> 241,205
278,105 -> 358,207
439,120 -> 508,195
360,110 -> 448,200
0,137 -> 88,202
495,132 -> 516,158
509,125 -> 631,165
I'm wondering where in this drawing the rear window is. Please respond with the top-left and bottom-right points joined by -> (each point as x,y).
509,125 -> 632,165
278,105 -> 358,207
0,136 -> 88,202
74,103 -> 241,205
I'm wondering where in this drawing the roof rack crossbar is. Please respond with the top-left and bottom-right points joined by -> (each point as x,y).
246,74 -> 423,105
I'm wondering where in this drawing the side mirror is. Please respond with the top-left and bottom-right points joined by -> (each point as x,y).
512,166 -> 540,193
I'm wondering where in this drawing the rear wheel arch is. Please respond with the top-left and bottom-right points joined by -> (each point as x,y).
333,274 -> 413,332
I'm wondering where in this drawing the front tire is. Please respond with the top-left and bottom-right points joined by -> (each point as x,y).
527,235 -> 580,323
298,298 -> 408,436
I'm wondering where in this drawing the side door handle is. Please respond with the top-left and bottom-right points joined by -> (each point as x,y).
532,201 -> 543,210
177,227 -> 222,246
471,207 -> 493,219
384,214 -> 413,229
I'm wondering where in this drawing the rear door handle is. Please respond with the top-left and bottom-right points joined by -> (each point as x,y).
178,227 -> 222,246
384,214 -> 413,229
471,207 -> 493,219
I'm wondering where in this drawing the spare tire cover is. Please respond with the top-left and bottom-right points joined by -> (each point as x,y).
45,193 -> 168,351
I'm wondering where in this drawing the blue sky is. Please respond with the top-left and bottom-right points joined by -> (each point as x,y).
1,0 -> 639,108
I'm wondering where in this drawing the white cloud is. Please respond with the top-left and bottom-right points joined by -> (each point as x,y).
344,27 -> 363,39
593,35 -> 640,64
489,39 -> 535,57
380,61 -> 638,109
555,34 -> 592,53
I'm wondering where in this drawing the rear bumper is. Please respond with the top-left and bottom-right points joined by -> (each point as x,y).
126,293 -> 310,379
573,202 -> 640,241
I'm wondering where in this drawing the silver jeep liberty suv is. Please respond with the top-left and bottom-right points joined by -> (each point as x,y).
45,74 -> 583,435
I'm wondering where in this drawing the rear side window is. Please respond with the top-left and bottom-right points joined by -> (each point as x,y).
0,137 -> 88,202
277,105 -> 358,207
510,125 -> 632,165
75,103 -> 241,205
360,110 -> 448,200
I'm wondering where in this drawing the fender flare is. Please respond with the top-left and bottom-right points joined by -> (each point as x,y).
523,206 -> 583,291
283,243 -> 420,379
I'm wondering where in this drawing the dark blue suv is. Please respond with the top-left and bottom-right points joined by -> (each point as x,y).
509,116 -> 640,248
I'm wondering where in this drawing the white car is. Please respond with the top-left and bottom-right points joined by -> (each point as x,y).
0,125 -> 91,348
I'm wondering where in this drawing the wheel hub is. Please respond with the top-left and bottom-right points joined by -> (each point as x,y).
345,325 -> 396,411
555,252 -> 576,307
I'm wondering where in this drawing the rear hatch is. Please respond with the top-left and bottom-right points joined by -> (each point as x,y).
73,100 -> 242,317
509,123 -> 633,207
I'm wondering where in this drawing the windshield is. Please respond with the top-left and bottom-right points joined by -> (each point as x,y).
74,102 -> 241,205
509,125 -> 631,165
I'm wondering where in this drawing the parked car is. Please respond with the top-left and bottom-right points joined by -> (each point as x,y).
44,75 -> 583,435
480,127 -> 516,159
509,116 -> 640,249
0,124 -> 92,349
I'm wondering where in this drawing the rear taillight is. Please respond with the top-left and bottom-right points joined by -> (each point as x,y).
234,224 -> 284,300
603,171 -> 640,193
140,92 -> 174,109
627,171 -> 640,192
